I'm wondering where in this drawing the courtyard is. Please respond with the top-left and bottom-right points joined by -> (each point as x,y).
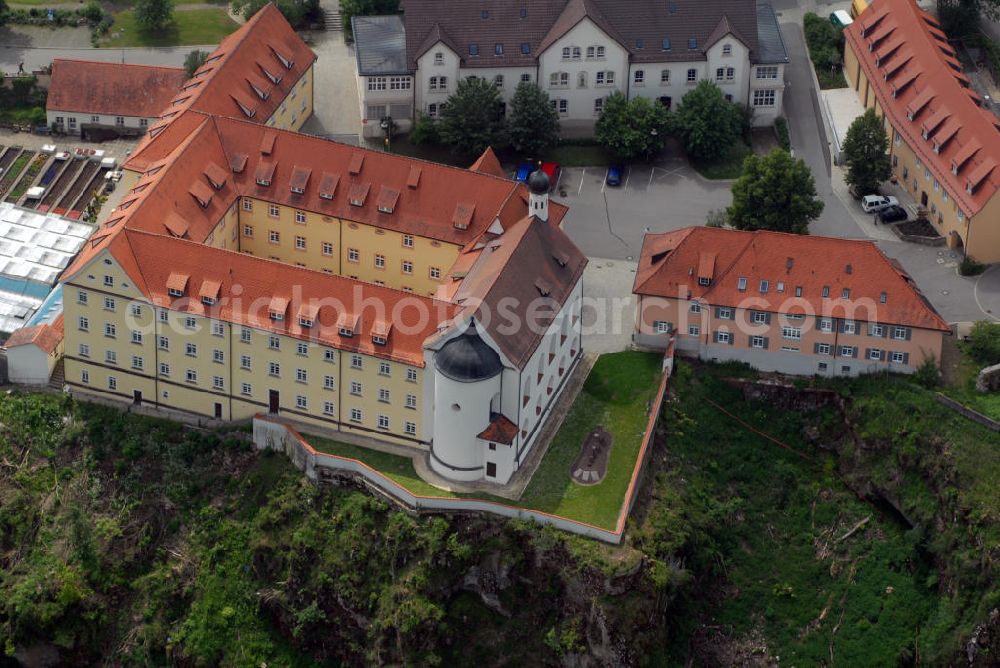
301,350 -> 665,532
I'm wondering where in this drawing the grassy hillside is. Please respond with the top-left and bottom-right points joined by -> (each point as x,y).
1,360 -> 998,665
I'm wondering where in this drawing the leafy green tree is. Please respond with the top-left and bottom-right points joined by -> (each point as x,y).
595,91 -> 671,162
673,81 -> 743,162
508,82 -> 560,156
0,0 -> 8,27
438,77 -> 506,156
183,49 -> 208,79
967,321 -> 1000,365
408,112 -> 439,145
727,148 -> 824,234
134,0 -> 173,32
340,0 -> 398,35
231,0 -> 320,28
842,108 -> 890,195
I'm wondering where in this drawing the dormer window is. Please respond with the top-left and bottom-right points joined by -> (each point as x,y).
269,296 -> 288,322
271,46 -> 293,70
255,161 -> 275,187
339,327 -> 354,337
167,272 -> 189,297
372,334 -> 387,346
698,276 -> 710,286
299,317 -> 313,328
260,63 -> 282,84
202,296 -> 216,306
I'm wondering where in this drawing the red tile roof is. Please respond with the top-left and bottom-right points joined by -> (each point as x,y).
115,228 -> 458,366
468,147 -> 506,178
478,413 -> 518,444
844,0 -> 1000,217
133,3 -> 316,159
46,60 -> 186,118
5,314 -> 64,354
634,227 -> 949,331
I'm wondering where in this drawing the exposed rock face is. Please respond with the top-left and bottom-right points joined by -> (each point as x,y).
975,363 -> 1000,392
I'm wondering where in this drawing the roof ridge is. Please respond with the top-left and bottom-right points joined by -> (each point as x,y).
121,226 -> 454,307
51,58 -> 185,72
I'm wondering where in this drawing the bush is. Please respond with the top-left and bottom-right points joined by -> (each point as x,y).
408,113 -> 439,146
774,117 -> 790,151
803,12 -> 847,88
959,256 -> 986,277
913,356 -> 941,388
967,321 -> 1000,366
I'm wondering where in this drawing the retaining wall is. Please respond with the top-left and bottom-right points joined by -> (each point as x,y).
253,352 -> 674,544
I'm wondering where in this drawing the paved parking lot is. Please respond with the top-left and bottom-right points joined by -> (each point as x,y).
555,149 -> 732,261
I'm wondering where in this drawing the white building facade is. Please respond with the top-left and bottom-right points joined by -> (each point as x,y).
354,0 -> 789,136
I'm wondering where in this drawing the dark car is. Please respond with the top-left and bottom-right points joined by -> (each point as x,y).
606,165 -> 624,186
876,205 -> 908,223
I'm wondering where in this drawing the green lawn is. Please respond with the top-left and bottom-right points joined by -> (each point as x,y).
940,344 -> 1000,416
97,8 -> 238,47
519,351 -> 663,528
303,351 -> 664,531
690,141 -> 752,180
544,143 -> 613,167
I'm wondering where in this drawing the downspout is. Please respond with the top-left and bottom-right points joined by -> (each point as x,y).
154,305 -> 160,409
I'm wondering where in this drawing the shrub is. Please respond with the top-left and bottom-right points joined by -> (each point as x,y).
959,256 -> 986,277
774,117 -> 790,151
408,113 -> 439,146
913,355 -> 941,388
967,321 -> 1000,366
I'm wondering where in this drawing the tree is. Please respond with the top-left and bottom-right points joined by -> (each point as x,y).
340,0 -> 398,36
438,77 -> 506,156
727,148 -> 824,234
508,82 -> 560,156
134,0 -> 173,32
231,0 -> 320,28
184,50 -> 208,79
673,81 -> 743,162
0,0 -> 8,27
967,321 -> 1000,365
841,108 -> 891,196
594,91 -> 671,162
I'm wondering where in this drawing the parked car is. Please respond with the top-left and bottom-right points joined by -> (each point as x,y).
876,205 -> 908,223
861,194 -> 899,213
606,165 -> 624,186
514,162 -> 534,182
540,162 -> 560,190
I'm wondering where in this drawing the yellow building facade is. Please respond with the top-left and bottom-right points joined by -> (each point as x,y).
64,248 -> 430,447
843,1 -> 1000,262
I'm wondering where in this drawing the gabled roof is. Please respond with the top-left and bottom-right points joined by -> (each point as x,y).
705,15 -> 749,51
634,227 -> 950,331
46,60 -> 186,118
132,3 -> 315,156
453,215 -> 588,369
468,147 -> 506,178
404,0 -> 761,68
844,0 -> 1000,217
4,314 -> 64,354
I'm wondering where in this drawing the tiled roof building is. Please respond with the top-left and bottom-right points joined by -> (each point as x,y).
61,3 -> 587,487
843,0 -> 1000,261
46,60 -> 187,136
633,227 -> 948,376
354,0 -> 788,138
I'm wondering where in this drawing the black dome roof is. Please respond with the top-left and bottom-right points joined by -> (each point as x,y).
435,324 -> 503,382
527,168 -> 550,195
